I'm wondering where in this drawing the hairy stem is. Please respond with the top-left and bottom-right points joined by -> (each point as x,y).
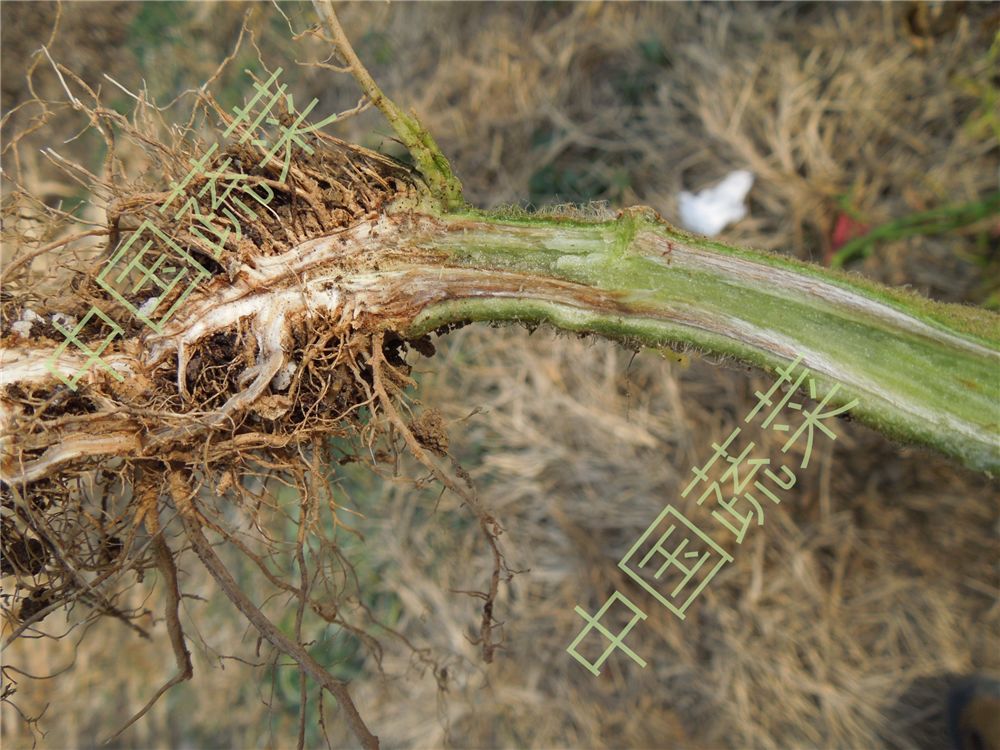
3,207 -> 997,482
410,208 -> 1000,473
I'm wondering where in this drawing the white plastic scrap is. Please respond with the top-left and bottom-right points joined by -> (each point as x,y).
677,170 -> 755,236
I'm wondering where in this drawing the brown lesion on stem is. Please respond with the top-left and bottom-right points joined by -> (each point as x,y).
1,206 -> 647,486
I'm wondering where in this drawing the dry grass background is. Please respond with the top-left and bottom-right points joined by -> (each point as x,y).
1,2 -> 998,749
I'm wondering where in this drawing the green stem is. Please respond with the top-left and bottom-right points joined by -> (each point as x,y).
393,207 -> 999,473
313,1 -> 465,210
310,0 -> 996,472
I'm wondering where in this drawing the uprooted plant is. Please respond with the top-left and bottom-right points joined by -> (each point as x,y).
1,3 -> 997,748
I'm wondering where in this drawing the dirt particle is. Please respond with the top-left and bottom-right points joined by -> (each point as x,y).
411,409 -> 449,456
17,587 -> 54,623
251,394 -> 292,420
1,536 -> 47,576
409,334 -> 437,358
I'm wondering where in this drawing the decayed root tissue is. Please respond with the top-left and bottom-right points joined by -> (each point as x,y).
0,20 -> 511,744
1,140 -> 509,747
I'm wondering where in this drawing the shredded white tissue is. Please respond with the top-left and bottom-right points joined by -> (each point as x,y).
11,321 -> 33,338
11,309 -> 43,338
138,297 -> 159,317
271,362 -> 296,392
109,361 -> 134,378
677,170 -> 755,236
